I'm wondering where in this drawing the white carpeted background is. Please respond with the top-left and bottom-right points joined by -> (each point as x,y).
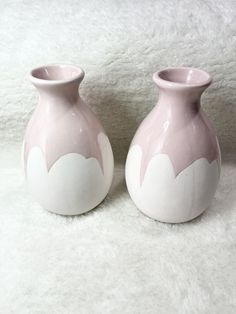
0,0 -> 236,313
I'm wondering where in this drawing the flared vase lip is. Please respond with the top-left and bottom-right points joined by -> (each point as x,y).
153,67 -> 212,89
30,63 -> 85,85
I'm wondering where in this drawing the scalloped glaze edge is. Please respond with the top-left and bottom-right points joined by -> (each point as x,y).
125,145 -> 220,223
26,133 -> 113,215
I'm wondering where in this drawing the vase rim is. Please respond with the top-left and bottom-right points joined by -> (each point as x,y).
30,64 -> 85,85
153,67 -> 212,89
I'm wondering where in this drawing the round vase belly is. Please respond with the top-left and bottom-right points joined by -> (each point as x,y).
125,67 -> 221,223
126,146 -> 220,223
23,64 -> 114,215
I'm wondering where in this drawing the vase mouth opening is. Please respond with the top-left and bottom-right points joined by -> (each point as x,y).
30,64 -> 84,85
153,67 -> 212,88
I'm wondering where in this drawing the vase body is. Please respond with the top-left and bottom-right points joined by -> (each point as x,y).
23,64 -> 114,215
125,67 -> 221,223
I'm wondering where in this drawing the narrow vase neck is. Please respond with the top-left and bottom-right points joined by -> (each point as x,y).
153,67 -> 212,113
34,81 -> 80,104
30,64 -> 85,106
156,87 -> 205,112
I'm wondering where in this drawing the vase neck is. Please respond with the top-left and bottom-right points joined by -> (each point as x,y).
34,81 -> 80,104
153,67 -> 212,112
157,87 -> 203,112
30,64 -> 84,106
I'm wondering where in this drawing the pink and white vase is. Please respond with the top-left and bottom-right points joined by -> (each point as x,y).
125,67 -> 221,223
23,64 -> 114,215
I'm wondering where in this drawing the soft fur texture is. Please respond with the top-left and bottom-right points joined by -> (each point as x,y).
0,0 -> 236,159
0,0 -> 236,313
1,145 -> 236,314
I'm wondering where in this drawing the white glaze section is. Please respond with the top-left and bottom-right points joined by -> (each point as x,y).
26,133 -> 114,215
125,145 -> 220,223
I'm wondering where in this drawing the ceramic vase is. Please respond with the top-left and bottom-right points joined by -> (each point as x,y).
125,67 -> 221,223
23,64 -> 114,215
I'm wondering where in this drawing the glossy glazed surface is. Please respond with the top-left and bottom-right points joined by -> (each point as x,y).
132,67 -> 220,184
126,145 -> 220,223
24,65 -> 104,172
24,64 -> 114,215
126,67 -> 221,223
27,133 -> 113,215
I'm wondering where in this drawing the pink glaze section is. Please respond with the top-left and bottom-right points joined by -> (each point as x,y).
24,64 -> 105,173
132,67 -> 220,183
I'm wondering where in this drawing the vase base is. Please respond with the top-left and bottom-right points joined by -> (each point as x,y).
40,195 -> 107,216
137,206 -> 208,224
26,143 -> 113,216
126,145 -> 220,223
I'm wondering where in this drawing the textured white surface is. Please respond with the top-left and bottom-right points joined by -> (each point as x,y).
0,144 -> 236,313
126,145 -> 220,223
0,0 -> 236,159
0,0 -> 236,312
